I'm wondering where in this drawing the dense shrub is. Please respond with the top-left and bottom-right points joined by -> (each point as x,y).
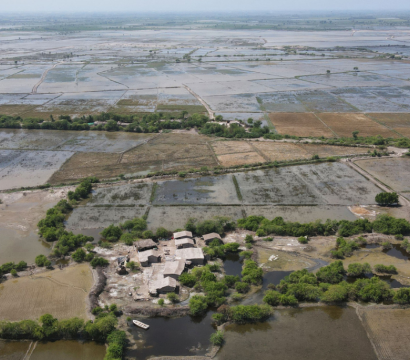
235,282 -> 250,293
228,305 -> 272,324
90,257 -> 109,268
374,264 -> 397,274
346,263 -> 371,277
375,192 -> 399,206
393,288 -> 410,304
189,295 -> 208,316
210,330 -> 224,346
321,285 -> 348,303
316,261 -> 345,284
179,273 -> 197,287
241,260 -> 263,285
101,225 -> 122,242
35,255 -> 51,267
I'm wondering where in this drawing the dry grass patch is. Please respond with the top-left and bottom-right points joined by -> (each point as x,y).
211,141 -> 253,155
163,156 -> 217,171
299,144 -> 370,157
217,152 -> 265,167
252,142 -> 311,161
0,264 -> 93,321
0,105 -> 37,116
367,113 -> 410,128
317,113 -> 398,138
269,113 -> 334,137
121,143 -> 212,164
150,133 -> 209,145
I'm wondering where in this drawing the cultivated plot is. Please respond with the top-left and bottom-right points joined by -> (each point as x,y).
235,162 -> 381,205
317,113 -> 398,138
355,157 -> 410,193
153,175 -> 240,205
66,206 -> 148,230
269,113 -> 335,137
147,205 -> 244,230
87,183 -> 153,206
244,205 -> 357,222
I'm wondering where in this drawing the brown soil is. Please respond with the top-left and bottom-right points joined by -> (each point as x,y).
367,113 -> 410,128
269,113 -> 334,137
211,141 -> 254,155
251,142 -> 311,161
317,113 -> 398,138
217,152 -> 265,167
298,144 -> 370,157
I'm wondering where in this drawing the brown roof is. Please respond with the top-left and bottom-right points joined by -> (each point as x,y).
173,231 -> 193,239
175,248 -> 204,261
139,249 -> 160,263
175,238 -> 195,246
203,233 -> 222,241
136,239 -> 157,250
163,260 -> 185,276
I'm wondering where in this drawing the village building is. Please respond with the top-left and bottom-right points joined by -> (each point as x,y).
202,233 -> 222,245
136,239 -> 157,251
175,237 -> 195,249
175,248 -> 205,265
139,250 -> 161,267
173,230 -> 193,240
163,260 -> 185,280
149,276 -> 177,295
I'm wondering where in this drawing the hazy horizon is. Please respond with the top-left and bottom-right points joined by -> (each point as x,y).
2,0 -> 410,13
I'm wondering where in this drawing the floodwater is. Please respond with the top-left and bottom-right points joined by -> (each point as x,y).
0,340 -> 105,360
383,244 -> 410,261
216,306 -> 378,360
223,253 -> 242,277
126,311 -> 216,359
0,227 -> 51,264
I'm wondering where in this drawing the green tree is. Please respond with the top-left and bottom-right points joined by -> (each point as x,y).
189,295 -> 208,316
210,330 -> 224,346
101,225 -> 122,242
71,248 -> 86,262
375,192 -> 399,206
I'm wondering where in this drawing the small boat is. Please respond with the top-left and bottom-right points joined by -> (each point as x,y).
133,320 -> 150,329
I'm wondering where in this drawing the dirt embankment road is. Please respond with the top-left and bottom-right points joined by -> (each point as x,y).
183,84 -> 214,119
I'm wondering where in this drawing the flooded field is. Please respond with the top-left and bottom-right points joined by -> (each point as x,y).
217,307 -> 377,360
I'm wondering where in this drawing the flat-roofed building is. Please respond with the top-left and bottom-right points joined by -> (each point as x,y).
163,260 -> 185,280
175,248 -> 204,265
175,237 -> 195,249
173,231 -> 193,240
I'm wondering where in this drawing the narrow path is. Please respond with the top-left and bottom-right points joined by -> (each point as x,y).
182,84 -> 214,119
32,62 -> 62,94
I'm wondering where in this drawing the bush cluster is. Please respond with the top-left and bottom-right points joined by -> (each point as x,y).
185,216 -> 236,236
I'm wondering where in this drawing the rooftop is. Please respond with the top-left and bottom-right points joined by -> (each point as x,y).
175,247 -> 204,260
149,276 -> 177,293
175,238 -> 195,246
203,233 -> 222,241
139,249 -> 160,263
174,230 -> 193,239
136,239 -> 157,250
163,260 -> 185,276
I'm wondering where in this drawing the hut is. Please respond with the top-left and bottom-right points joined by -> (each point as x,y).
175,248 -> 204,265
173,230 -> 193,240
163,260 -> 185,280
139,250 -> 161,267
175,237 -> 195,249
202,233 -> 222,245
136,239 -> 157,251
149,276 -> 177,295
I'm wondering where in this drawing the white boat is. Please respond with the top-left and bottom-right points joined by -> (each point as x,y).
133,320 -> 150,329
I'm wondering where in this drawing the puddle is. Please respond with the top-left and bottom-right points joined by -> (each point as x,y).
223,253 -> 242,277
383,244 -> 410,261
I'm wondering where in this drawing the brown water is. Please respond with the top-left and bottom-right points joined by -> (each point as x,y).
0,227 -> 51,265
0,340 -> 30,360
216,306 -> 378,360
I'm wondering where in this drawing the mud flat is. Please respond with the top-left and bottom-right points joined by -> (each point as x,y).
0,264 -> 93,321
216,307 -> 377,360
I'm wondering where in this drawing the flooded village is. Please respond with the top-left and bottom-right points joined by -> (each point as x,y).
2,10 -> 410,360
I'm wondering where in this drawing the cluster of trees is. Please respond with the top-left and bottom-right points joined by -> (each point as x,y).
237,214 -> 410,238
262,262 -> 407,306
67,177 -> 98,202
0,260 -> 27,277
185,216 -> 236,236
212,304 -> 272,325
330,237 -> 366,259
201,121 -> 269,139
202,238 -> 240,259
